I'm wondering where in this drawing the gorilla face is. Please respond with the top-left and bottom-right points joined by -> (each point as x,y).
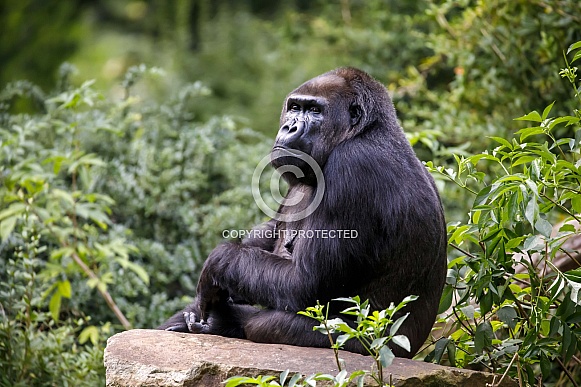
271,95 -> 326,184
274,95 -> 325,155
272,74 -> 362,184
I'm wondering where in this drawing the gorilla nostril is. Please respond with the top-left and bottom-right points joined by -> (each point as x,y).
288,126 -> 298,134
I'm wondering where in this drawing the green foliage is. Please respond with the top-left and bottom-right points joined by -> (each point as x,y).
299,296 -> 416,386
2,1 -> 581,385
226,296 -> 415,387
224,369 -> 367,387
426,41 -> 581,385
0,65 -> 270,385
0,219 -> 105,386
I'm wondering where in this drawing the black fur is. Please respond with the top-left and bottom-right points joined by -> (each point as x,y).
158,68 -> 447,358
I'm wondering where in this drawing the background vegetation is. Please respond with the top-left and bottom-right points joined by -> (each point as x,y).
1,0 -> 580,385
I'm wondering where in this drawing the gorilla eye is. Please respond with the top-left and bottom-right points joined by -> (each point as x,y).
290,104 -> 301,111
309,106 -> 321,114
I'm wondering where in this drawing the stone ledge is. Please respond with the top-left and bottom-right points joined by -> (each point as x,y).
104,329 -> 515,387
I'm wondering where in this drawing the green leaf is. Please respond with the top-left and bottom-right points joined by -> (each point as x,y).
565,327 -> 578,363
480,291 -> 493,315
370,337 -> 388,349
467,153 -> 499,165
450,225 -> 470,245
512,155 -> 538,166
49,292 -> 62,321
547,116 -> 576,130
429,338 -> 450,364
489,136 -> 513,150
541,101 -> 555,121
473,185 -> 493,206
117,259 -> 150,285
534,218 -> 552,238
565,270 -> 581,304
497,306 -> 518,329
514,111 -> 542,122
51,188 -> 76,207
0,202 -> 26,222
540,353 -> 551,380
549,318 -> 561,337
565,311 -> 581,324
523,235 -> 544,251
567,41 -> 581,54
224,376 -> 262,386
79,325 -> 100,345
571,196 -> 581,213
559,223 -> 577,233
438,285 -> 453,314
390,313 -> 409,336
58,280 -> 72,298
548,276 -> 565,301
0,216 -> 18,242
525,198 -> 539,226
289,372 -> 302,387
446,339 -> 456,366
474,321 -> 493,354
378,345 -> 395,368
515,127 -> 544,141
564,268 -> 581,283
279,370 -> 290,386
335,334 -> 351,348
460,305 -> 475,320
391,335 -> 411,352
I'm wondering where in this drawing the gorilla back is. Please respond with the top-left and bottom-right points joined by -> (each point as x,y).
158,67 -> 447,358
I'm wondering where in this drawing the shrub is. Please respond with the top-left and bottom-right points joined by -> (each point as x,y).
0,64 -> 271,385
426,41 -> 581,385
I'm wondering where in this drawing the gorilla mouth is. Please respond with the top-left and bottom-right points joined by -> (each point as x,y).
271,146 -> 304,156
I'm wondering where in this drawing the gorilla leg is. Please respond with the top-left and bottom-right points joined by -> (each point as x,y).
243,310 -> 369,355
244,309 -> 416,358
160,303 -> 413,357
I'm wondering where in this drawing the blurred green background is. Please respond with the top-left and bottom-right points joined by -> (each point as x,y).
1,0 -> 580,385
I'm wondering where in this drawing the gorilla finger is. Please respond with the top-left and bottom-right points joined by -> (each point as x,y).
183,311 -> 210,333
164,324 -> 188,333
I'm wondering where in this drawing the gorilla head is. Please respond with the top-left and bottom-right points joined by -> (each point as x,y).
272,68 -> 401,184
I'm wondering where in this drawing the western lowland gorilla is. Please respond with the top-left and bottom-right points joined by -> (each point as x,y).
158,67 -> 447,358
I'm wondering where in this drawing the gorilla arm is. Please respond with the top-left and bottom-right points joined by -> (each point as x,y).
197,217 -> 324,316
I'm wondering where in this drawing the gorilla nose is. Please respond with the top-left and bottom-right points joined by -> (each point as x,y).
283,120 -> 305,136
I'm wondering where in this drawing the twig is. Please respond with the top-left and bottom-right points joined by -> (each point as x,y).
31,206 -> 132,330
556,356 -> 580,387
493,352 -> 518,387
71,252 -> 132,330
450,243 -> 478,259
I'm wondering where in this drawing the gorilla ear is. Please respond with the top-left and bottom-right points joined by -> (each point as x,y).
349,104 -> 362,127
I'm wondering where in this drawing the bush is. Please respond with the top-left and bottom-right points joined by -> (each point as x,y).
426,41 -> 581,385
0,64 -> 271,385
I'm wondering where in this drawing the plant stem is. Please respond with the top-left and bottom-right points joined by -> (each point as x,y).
556,356 -> 580,387
71,252 -> 131,330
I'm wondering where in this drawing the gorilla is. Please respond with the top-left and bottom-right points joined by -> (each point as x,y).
158,67 -> 447,358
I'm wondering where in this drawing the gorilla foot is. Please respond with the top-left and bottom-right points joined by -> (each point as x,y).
184,311 -> 210,333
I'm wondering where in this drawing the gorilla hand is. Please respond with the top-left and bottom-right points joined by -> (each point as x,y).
162,299 -> 208,333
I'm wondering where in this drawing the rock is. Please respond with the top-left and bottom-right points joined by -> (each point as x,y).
104,329 -> 516,387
